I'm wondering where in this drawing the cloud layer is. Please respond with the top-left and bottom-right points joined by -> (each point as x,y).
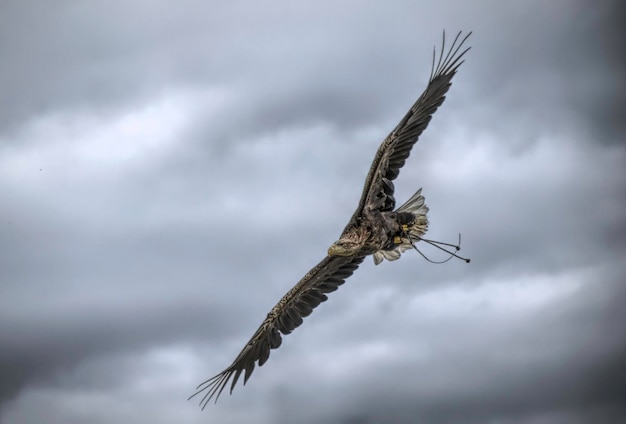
1,1 -> 625,423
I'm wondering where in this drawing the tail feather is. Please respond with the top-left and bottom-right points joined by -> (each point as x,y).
397,188 -> 429,216
373,188 -> 429,265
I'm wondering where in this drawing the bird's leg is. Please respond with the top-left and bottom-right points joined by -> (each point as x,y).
393,224 -> 410,245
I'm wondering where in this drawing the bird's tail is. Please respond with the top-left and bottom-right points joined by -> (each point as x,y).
373,188 -> 429,265
397,188 -> 429,237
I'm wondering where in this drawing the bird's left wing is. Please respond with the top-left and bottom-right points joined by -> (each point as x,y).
349,31 -> 471,221
189,254 -> 364,408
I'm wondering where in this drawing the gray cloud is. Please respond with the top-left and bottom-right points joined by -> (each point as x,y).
1,0 -> 625,423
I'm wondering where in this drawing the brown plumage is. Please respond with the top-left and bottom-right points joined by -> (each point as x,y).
190,30 -> 471,408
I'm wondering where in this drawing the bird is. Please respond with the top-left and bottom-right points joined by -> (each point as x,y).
190,30 -> 472,408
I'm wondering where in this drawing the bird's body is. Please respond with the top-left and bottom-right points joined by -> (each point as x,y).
190,31 -> 471,408
330,191 -> 429,262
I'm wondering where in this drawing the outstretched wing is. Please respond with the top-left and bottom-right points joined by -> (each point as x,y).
189,255 -> 364,408
349,31 -> 471,220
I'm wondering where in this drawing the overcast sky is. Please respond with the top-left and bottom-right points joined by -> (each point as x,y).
1,1 -> 625,423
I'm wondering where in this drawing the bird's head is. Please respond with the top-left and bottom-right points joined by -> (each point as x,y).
327,239 -> 361,257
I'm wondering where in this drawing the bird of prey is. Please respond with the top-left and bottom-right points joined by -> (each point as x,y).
190,30 -> 471,408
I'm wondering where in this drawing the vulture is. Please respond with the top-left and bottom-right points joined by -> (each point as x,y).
190,30 -> 471,408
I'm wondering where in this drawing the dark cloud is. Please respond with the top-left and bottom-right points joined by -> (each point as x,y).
1,0 -> 625,423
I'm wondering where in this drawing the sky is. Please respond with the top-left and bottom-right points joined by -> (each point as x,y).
1,1 -> 625,423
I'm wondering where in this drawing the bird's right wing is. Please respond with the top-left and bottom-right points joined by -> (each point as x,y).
189,254 -> 364,408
